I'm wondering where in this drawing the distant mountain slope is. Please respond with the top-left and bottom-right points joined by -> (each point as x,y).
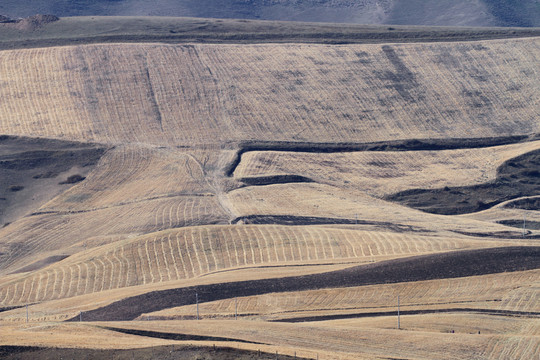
1,0 -> 539,27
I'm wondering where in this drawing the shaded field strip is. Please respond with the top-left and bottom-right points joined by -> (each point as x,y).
0,345 -> 306,360
453,230 -> 540,239
102,327 -> 266,345
239,175 -> 314,186
272,308 -> 540,323
0,346 -> 42,357
3,28 -> 540,51
385,148 -> 540,215
10,255 -> 69,274
231,215 -> 429,233
68,247 -> 540,321
0,305 -> 23,313
224,135 -> 537,176
498,220 -> 540,231
504,197 -> 540,210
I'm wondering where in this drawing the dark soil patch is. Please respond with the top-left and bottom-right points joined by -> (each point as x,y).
274,308 -> 540,323
503,197 -> 540,210
240,175 -> 313,186
69,247 -> 540,321
10,255 -> 69,274
498,219 -> 540,231
0,345 -> 304,360
103,327 -> 265,345
453,230 -> 540,239
0,135 -> 107,225
225,135 -> 536,176
0,14 -> 59,32
0,305 -> 23,313
231,215 -> 429,233
385,148 -> 540,215
58,174 -> 85,184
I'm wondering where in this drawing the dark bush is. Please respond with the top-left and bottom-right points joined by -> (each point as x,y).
59,174 -> 85,184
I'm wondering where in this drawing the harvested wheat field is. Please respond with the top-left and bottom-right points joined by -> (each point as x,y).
0,16 -> 539,360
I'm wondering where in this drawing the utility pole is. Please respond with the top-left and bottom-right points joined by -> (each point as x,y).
355,214 -> 358,225
397,295 -> 400,330
523,215 -> 526,238
235,297 -> 238,320
196,293 -> 199,320
26,304 -> 28,323
80,311 -> 82,322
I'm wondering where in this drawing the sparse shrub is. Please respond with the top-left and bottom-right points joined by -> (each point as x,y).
8,185 -> 24,192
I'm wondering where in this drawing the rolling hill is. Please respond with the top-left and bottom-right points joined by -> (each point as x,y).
0,16 -> 539,360
1,0 -> 540,27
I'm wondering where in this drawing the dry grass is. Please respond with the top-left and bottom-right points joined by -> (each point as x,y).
0,259 -> 357,323
2,316 -> 537,360
149,269 -> 539,321
40,145 -> 214,211
0,144 -> 232,274
0,194 -> 229,274
0,322 -> 176,349
0,26 -> 539,359
0,225 -> 496,306
462,196 -> 540,225
226,182 -> 538,238
0,39 -> 538,147
87,319 -> 530,360
235,141 -> 540,197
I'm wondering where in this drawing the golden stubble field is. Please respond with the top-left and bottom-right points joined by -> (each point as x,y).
0,28 -> 539,360
0,39 -> 539,146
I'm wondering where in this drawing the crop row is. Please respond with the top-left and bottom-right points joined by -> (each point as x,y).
0,225 -> 483,305
151,269 -> 540,319
0,195 -> 228,274
0,40 -> 538,146
41,144 -> 213,212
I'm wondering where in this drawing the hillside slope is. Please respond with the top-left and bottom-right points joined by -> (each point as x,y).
0,20 -> 539,360
1,0 -> 539,27
0,39 -> 538,147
